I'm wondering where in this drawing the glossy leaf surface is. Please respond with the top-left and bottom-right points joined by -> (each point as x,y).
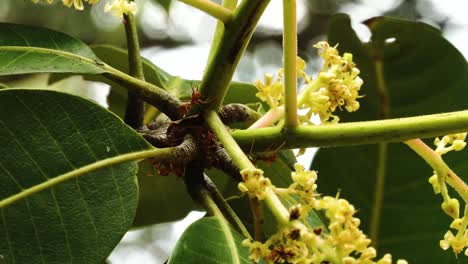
0,23 -> 104,75
0,89 -> 152,264
168,217 -> 251,264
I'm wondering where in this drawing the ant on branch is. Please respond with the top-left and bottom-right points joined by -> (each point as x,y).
249,141 -> 286,165
179,85 -> 211,115
147,158 -> 184,177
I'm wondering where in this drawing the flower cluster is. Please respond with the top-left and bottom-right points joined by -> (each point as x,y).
429,133 -> 468,255
297,42 -> 363,124
31,0 -> 136,18
434,133 -> 467,155
255,73 -> 284,109
253,41 -> 363,124
243,163 -> 407,264
238,168 -> 273,200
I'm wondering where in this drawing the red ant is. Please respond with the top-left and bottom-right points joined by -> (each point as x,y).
147,158 -> 184,177
179,85 -> 211,115
250,141 -> 285,165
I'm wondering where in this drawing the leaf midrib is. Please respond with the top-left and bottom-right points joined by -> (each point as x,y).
0,46 -> 105,72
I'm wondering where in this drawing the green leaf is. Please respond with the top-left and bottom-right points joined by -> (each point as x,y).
132,160 -> 194,227
0,89 -> 152,264
0,23 -> 105,75
168,217 -> 251,264
312,14 -> 468,263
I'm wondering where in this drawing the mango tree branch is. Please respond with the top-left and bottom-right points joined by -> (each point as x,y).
195,0 -> 271,112
184,161 -> 252,239
282,0 -> 298,128
232,110 -> 468,151
123,10 -> 145,129
205,110 -> 290,226
179,0 -> 233,23
204,174 -> 252,239
206,0 -> 238,65
103,65 -> 184,120
404,139 -> 468,202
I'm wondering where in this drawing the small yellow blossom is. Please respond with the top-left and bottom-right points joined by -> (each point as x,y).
442,198 -> 460,219
104,0 -> 137,18
254,73 -> 284,109
244,163 -> 405,264
237,168 -> 272,200
440,230 -> 468,255
298,41 -> 363,124
434,133 -> 467,155
31,0 -> 100,10
428,173 -> 441,194
242,239 -> 272,263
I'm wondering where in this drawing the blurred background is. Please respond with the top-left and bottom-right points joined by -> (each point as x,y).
1,0 -> 467,263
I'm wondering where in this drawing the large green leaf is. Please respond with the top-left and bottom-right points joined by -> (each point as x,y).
312,15 -> 468,263
168,217 -> 251,264
0,89 -> 152,264
0,23 -> 105,75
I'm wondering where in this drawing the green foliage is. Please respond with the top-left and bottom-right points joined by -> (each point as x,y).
168,217 -> 251,264
312,14 -> 468,263
0,23 -> 105,75
0,89 -> 152,264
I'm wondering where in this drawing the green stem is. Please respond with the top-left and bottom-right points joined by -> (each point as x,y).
249,197 -> 265,241
404,139 -> 468,202
369,60 -> 390,248
264,188 -> 290,225
282,0 -> 298,128
206,110 -> 254,170
249,106 -> 284,129
123,10 -> 145,129
369,142 -> 387,247
204,175 -> 252,239
205,110 -> 291,226
179,0 -> 233,23
206,0 -> 238,66
104,65 -> 183,120
185,162 -> 252,239
143,107 -> 160,124
0,148 -> 176,208
195,0 -> 271,112
231,110 -> 468,151
456,204 -> 468,239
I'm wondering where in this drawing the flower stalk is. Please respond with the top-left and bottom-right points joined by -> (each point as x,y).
282,0 -> 298,128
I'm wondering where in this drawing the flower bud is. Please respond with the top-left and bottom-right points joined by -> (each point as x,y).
442,198 -> 460,219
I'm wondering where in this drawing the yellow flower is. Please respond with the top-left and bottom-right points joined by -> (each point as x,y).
434,133 -> 467,155
238,168 -> 272,200
254,73 -> 284,109
32,0 -> 100,10
297,41 -> 363,124
104,0 -> 137,19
